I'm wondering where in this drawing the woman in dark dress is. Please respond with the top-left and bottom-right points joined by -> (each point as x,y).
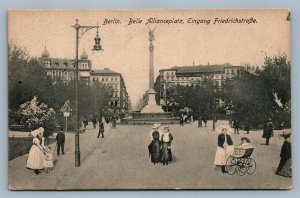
160,126 -> 174,166
275,133 -> 292,177
148,131 -> 161,164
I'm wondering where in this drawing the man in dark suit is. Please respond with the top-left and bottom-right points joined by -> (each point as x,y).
56,129 -> 65,156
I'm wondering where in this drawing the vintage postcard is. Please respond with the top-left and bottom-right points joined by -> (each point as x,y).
8,9 -> 291,190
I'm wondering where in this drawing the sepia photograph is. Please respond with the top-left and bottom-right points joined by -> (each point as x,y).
8,9 -> 291,190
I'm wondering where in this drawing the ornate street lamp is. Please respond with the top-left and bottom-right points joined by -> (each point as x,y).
212,88 -> 217,131
72,19 -> 103,167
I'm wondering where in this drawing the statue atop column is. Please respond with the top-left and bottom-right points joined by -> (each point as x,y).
148,27 -> 155,42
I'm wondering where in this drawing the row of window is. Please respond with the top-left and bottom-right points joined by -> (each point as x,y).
47,71 -> 74,80
225,69 -> 238,74
43,61 -> 89,69
92,77 -> 118,82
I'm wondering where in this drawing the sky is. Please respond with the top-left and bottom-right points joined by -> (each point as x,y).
8,9 -> 291,107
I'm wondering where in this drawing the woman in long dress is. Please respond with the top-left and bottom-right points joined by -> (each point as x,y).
26,127 -> 47,175
214,125 -> 233,173
148,131 -> 161,164
160,126 -> 173,166
276,133 -> 292,177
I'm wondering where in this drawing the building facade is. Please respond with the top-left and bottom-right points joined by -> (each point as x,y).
40,47 -> 92,81
39,47 -> 131,113
90,68 -> 131,112
155,64 -> 245,106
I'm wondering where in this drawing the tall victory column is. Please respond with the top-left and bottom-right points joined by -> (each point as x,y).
141,28 -> 164,113
122,28 -> 179,124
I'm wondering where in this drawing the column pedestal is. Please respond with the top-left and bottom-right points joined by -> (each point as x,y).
141,89 -> 164,113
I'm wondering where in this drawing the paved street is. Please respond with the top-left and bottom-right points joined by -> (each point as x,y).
9,121 -> 291,190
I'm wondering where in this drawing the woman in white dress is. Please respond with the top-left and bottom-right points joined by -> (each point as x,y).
26,127 -> 47,175
214,125 -> 234,173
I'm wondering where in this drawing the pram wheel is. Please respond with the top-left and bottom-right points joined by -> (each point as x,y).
226,156 -> 236,175
246,158 -> 256,175
236,158 -> 247,176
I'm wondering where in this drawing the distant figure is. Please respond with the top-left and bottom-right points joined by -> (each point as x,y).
105,117 -> 110,124
198,115 -> 202,127
202,115 -> 208,127
214,125 -> 233,173
56,129 -> 65,156
92,115 -> 97,129
148,131 -> 161,164
262,118 -> 275,145
275,132 -> 291,177
233,119 -> 239,134
244,122 -> 250,134
160,126 -> 174,166
179,115 -> 184,127
97,120 -> 105,138
43,146 -> 54,173
27,127 -> 47,175
83,117 -> 88,129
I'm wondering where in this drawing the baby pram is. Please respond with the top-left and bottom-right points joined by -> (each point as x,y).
225,147 -> 256,176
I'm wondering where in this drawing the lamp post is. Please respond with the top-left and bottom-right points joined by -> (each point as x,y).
212,89 -> 217,131
72,19 -> 103,167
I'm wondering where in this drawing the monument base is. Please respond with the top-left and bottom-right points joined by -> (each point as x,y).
122,89 -> 179,125
122,112 -> 180,125
141,89 -> 164,113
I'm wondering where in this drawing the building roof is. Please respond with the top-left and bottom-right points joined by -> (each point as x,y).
80,50 -> 88,59
39,58 -> 91,70
41,47 -> 50,58
162,64 -> 244,74
90,68 -> 120,76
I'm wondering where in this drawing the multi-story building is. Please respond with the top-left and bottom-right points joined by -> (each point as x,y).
155,64 -> 245,106
39,47 -> 131,112
40,47 -> 91,81
90,68 -> 131,112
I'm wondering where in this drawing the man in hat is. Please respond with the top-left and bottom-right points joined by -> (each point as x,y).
56,129 -> 65,156
262,118 -> 275,145
97,120 -> 105,138
149,123 -> 162,142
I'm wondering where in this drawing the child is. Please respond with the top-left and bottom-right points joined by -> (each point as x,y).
43,147 -> 54,173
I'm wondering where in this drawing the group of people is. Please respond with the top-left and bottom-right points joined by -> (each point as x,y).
148,124 -> 174,166
26,127 -> 65,175
213,121 -> 292,178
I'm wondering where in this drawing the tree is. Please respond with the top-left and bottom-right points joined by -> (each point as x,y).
257,54 -> 291,108
222,54 -> 291,128
18,96 -> 56,136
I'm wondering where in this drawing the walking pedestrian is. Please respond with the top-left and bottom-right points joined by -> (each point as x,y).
244,122 -> 250,134
275,132 -> 291,177
92,115 -> 97,129
214,125 -> 233,173
262,118 -> 275,145
233,119 -> 239,134
203,115 -> 208,127
160,126 -> 174,166
148,130 -> 161,164
179,114 -> 184,127
97,120 -> 105,138
198,115 -> 202,128
83,116 -> 88,129
26,127 -> 47,175
56,129 -> 65,156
